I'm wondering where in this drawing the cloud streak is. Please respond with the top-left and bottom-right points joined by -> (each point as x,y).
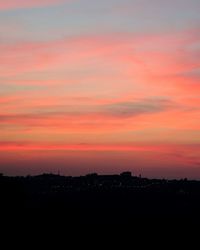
0,98 -> 173,130
0,141 -> 199,153
0,0 -> 67,10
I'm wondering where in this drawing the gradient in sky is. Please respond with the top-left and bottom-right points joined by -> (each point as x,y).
0,0 -> 200,178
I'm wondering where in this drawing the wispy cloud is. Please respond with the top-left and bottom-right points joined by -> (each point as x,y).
104,99 -> 172,117
1,141 -> 199,153
0,98 -> 173,129
0,0 -> 67,10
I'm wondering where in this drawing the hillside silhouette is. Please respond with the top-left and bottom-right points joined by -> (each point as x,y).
1,171 -> 200,226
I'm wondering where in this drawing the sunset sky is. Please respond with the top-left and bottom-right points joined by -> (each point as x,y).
0,0 -> 200,178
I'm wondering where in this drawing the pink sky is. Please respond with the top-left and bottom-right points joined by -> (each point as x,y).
0,0 -> 200,178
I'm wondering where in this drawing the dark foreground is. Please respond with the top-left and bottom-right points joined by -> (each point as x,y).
1,172 -> 200,228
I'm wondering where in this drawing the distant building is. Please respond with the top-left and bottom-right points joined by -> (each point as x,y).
86,173 -> 98,178
120,171 -> 132,177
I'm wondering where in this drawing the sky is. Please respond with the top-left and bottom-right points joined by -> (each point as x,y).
0,0 -> 200,178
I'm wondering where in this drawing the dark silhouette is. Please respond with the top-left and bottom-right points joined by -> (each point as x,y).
1,171 -> 200,227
